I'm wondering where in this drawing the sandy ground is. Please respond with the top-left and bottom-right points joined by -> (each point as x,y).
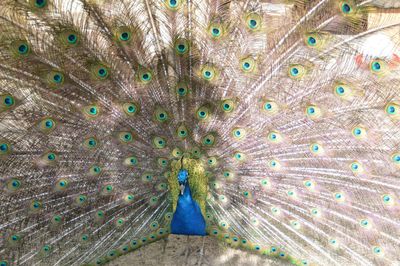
108,235 -> 287,266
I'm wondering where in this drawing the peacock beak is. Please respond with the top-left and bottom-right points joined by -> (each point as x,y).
180,184 -> 185,195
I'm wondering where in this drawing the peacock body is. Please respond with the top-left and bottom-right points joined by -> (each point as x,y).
0,0 -> 400,265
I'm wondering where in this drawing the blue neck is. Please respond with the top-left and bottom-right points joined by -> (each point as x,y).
171,178 -> 207,236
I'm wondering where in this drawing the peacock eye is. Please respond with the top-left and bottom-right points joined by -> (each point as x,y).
369,59 -> 387,75
210,26 -> 222,38
174,38 -> 189,55
207,156 -> 217,167
34,0 -> 47,8
305,104 -> 322,120
196,106 -> 210,120
153,136 -> 166,148
245,13 -> 262,30
52,215 -> 62,223
124,156 -> 138,167
142,73 -> 150,81
288,64 -> 306,79
382,194 -> 394,205
154,108 -> 169,122
89,165 -> 102,175
385,102 -> 399,118
1,94 -> 15,110
373,246 -> 383,256
267,130 -> 283,143
67,34 -> 78,44
232,128 -> 246,140
221,99 -> 235,112
240,57 -> 256,73
141,173 -> 153,183
0,141 -> 11,155
123,194 -> 134,204
30,200 -> 43,211
166,0 -> 180,9
12,40 -> 30,56
310,143 -> 324,155
119,132 -> 133,143
7,179 -> 21,192
136,68 -> 152,84
177,125 -> 188,138
119,32 -> 131,41
55,179 -> 70,191
341,2 -> 352,14
170,147 -> 181,158
308,36 -> 316,46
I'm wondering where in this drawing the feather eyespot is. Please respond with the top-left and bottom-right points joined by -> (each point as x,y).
391,152 -> 400,166
32,0 -> 47,8
123,102 -> 139,116
382,194 -> 394,206
177,125 -> 188,139
245,13 -> 262,30
83,104 -> 100,118
305,104 -> 323,120
176,82 -> 189,97
43,152 -> 58,163
288,64 -> 307,79
210,25 -> 223,38
55,179 -> 69,191
202,133 -> 215,146
191,146 -> 202,158
171,147 -> 182,157
124,156 -> 138,167
262,100 -> 279,114
47,71 -> 65,87
352,126 -> 367,139
59,31 -> 80,47
341,2 -> 353,14
369,59 -> 388,75
174,39 -> 190,55
385,102 -> 399,119
1,94 -> 15,111
30,200 -> 43,212
67,33 -> 78,45
196,106 -> 210,120
267,130 -> 283,144
166,0 -> 181,10
232,128 -> 246,140
12,40 -> 30,57
220,99 -> 235,112
75,195 -> 87,206
7,179 -> 21,192
201,65 -> 218,81
310,143 -> 324,155
234,151 -> 245,162
137,68 -> 153,84
153,137 -> 166,148
268,159 -> 281,170
207,156 -> 217,167
0,141 -> 11,155
373,246 -> 383,256
240,57 -> 256,73
154,108 -> 169,122
119,31 -> 131,42
39,118 -> 56,133
89,165 -> 102,176
118,132 -> 133,144
124,194 -> 134,204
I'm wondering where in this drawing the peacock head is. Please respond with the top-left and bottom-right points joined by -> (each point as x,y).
178,169 -> 188,195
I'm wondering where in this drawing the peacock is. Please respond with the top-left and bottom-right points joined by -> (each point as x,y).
0,0 -> 400,265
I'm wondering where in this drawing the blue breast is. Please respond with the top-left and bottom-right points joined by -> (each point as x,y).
171,183 -> 206,236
